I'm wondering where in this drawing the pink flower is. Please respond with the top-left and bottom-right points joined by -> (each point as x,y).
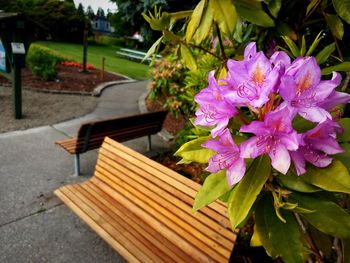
224,42 -> 280,108
203,129 -> 246,186
279,57 -> 343,123
240,107 -> 299,174
194,71 -> 238,138
291,120 -> 344,175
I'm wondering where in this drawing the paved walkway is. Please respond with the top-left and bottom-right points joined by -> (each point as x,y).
0,81 -> 171,262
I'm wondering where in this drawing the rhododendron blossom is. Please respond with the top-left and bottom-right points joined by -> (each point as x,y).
240,107 -> 299,174
291,120 -> 344,175
203,129 -> 246,186
194,42 -> 350,185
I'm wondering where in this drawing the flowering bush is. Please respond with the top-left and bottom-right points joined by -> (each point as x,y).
60,61 -> 95,70
175,42 -> 350,262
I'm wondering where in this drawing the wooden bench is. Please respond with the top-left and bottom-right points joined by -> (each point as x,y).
116,48 -> 161,64
54,137 -> 237,262
55,111 -> 167,176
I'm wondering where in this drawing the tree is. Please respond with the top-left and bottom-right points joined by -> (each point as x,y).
77,3 -> 85,18
85,5 -> 95,20
96,7 -> 105,18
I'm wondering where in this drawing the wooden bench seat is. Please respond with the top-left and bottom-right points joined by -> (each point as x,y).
55,111 -> 167,175
55,137 -> 237,262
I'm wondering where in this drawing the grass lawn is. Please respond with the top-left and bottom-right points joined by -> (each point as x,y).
36,41 -> 150,80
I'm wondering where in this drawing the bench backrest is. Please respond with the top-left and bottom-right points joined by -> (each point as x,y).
75,111 -> 167,153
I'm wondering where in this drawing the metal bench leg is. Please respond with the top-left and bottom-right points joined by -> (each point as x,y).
147,135 -> 152,151
74,154 -> 81,176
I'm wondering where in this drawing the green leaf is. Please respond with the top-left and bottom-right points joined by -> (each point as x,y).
267,0 -> 281,18
193,171 -> 231,212
255,194 -> 308,262
306,31 -> 323,56
292,115 -> 316,133
300,35 -> 306,56
334,143 -> 350,172
300,160 -> 350,194
309,225 -> 333,259
143,36 -> 163,62
250,224 -> 262,247
192,4 -> 214,44
332,0 -> 350,24
282,36 -> 300,57
291,192 -> 350,239
174,136 -> 213,164
306,0 -> 320,16
315,43 -> 336,65
277,173 -> 321,193
186,0 -> 205,42
169,10 -> 193,23
276,22 -> 297,40
322,62 -> 350,75
325,13 -> 344,40
227,155 -> 271,229
209,0 -> 237,35
338,118 -> 350,142
180,44 -> 197,71
234,0 -> 275,27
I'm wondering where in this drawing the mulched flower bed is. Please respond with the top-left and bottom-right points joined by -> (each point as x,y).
0,64 -> 125,93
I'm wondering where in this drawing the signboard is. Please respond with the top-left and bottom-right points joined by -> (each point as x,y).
0,40 -> 6,72
11,42 -> 25,54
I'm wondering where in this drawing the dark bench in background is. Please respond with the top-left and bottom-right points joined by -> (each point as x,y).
55,111 -> 167,175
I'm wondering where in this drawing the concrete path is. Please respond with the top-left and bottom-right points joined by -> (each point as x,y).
0,81 -> 171,263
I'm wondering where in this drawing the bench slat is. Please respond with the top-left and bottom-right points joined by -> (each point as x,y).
90,176 -> 218,262
96,153 -> 235,241
94,168 -> 233,256
54,187 -> 142,263
82,181 -> 195,262
103,138 -> 229,215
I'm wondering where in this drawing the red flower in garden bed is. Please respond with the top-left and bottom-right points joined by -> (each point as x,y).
60,61 -> 95,70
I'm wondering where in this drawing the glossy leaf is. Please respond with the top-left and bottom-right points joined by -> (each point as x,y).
193,171 -> 231,211
309,225 -> 333,259
174,136 -> 213,164
143,36 -> 163,62
268,0 -> 281,18
192,4 -> 214,44
325,13 -> 344,40
209,0 -> 237,35
169,10 -> 193,23
234,0 -> 274,27
300,35 -> 306,56
306,31 -> 322,56
301,160 -> 350,194
338,118 -> 350,142
180,44 -> 197,71
255,194 -> 308,262
306,0 -> 320,16
315,43 -> 336,65
276,22 -> 298,40
277,173 -> 321,193
292,192 -> 350,239
282,36 -> 300,57
227,155 -> 271,229
292,115 -> 316,133
332,0 -> 350,24
250,223 -> 262,247
186,0 -> 205,42
334,143 -> 350,172
321,61 -> 350,75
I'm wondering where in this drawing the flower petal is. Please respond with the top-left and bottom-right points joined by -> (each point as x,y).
294,57 -> 321,93
227,158 -> 246,186
314,72 -> 342,101
244,42 -> 257,60
240,136 -> 266,158
280,75 -> 297,101
290,151 -> 306,176
269,145 -> 291,174
298,106 -> 332,123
